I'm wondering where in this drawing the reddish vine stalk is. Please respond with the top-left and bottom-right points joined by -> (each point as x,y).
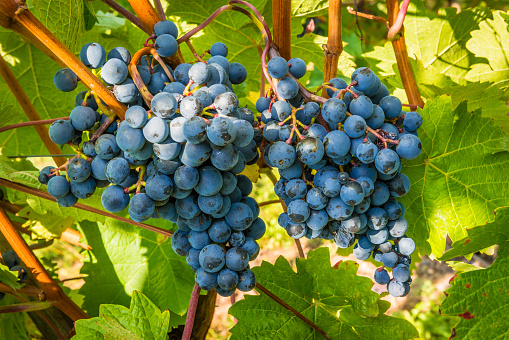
0,117 -> 70,134
100,0 -> 145,31
182,284 -> 201,340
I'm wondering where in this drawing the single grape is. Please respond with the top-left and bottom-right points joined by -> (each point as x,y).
375,148 -> 401,175
237,268 -> 256,292
225,247 -> 249,271
95,134 -> 120,160
199,244 -> 226,273
101,58 -> 128,85
47,176 -> 70,198
151,92 -> 178,118
387,218 -> 408,238
218,269 -> 239,291
374,268 -> 390,285
154,20 -> 179,38
54,68 -> 78,92
288,58 -> 306,78
101,185 -> 130,212
80,43 -> 106,69
322,98 -> 347,125
380,96 -> 403,119
49,120 -> 75,145
154,34 -> 178,57
128,193 -> 155,222
396,134 -> 422,160
195,268 -> 218,290
67,158 -> 91,183
229,62 -> 247,84
70,177 -> 96,199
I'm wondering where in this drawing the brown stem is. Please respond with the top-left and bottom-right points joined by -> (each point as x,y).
153,0 -> 166,21
90,115 -> 115,141
11,8 -> 128,119
0,178 -> 174,238
129,46 -> 155,106
182,284 -> 201,340
387,0 -> 410,40
346,6 -> 390,30
294,239 -> 305,258
127,0 -> 185,68
256,283 -> 331,340
322,0 -> 343,98
185,40 -> 206,63
258,199 -> 281,207
272,0 -> 291,61
0,208 -> 89,321
385,0 -> 424,107
99,0 -> 145,31
150,50 -> 176,82
0,55 -> 66,166
0,282 -> 45,298
0,117 -> 69,134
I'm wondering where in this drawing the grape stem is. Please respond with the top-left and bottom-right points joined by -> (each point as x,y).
346,6 -> 390,31
184,39 -> 206,63
256,283 -> 331,340
90,115 -> 116,142
387,0 -> 411,40
258,199 -> 281,207
0,178 -> 174,238
0,117 -> 70,134
149,50 -> 176,82
50,155 -> 78,175
143,34 -> 156,47
100,0 -> 146,32
182,284 -> 201,340
153,0 -> 166,21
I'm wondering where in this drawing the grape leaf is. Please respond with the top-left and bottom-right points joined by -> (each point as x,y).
18,207 -> 76,240
420,82 -> 509,133
0,263 -> 22,290
0,29 -> 78,157
0,294 -> 30,340
291,0 -> 329,17
446,261 -> 482,274
401,96 -> 509,257
440,243 -> 509,339
466,11 -> 509,98
229,247 -> 418,339
0,104 -> 18,128
366,5 -> 489,84
439,207 -> 509,260
78,219 -> 194,317
73,291 -> 170,340
31,0 -> 86,52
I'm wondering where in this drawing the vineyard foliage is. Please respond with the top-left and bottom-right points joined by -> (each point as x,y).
0,0 -> 508,338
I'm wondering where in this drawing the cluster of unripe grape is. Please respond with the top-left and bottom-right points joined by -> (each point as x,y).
42,21 -> 264,295
258,59 -> 421,297
0,250 -> 28,301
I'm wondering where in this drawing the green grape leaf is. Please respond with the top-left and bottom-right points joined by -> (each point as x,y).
291,0 -> 329,17
466,11 -> 509,98
400,96 -> 509,257
229,247 -> 418,339
446,261 -> 482,274
0,263 -> 22,290
83,1 -> 99,31
439,207 -> 509,261
31,0 -> 85,52
366,5 -> 489,84
18,207 -> 76,240
0,294 -> 30,340
73,291 -> 170,340
420,81 -> 509,133
0,30 -> 78,157
0,104 -> 18,128
78,219 -> 194,317
440,243 -> 509,339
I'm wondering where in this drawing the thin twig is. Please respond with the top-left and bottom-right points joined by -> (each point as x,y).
100,0 -> 145,31
295,239 -> 305,258
185,40 -> 206,63
346,6 -> 390,30
29,239 -> 54,250
0,178 -> 174,238
258,199 -> 281,207
182,284 -> 201,340
153,0 -> 166,21
387,0 -> 411,40
0,117 -> 69,134
256,283 -> 331,340
0,283 -> 45,298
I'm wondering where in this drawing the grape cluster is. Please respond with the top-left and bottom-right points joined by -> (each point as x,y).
43,21 -> 264,295
0,250 -> 28,300
259,64 -> 422,297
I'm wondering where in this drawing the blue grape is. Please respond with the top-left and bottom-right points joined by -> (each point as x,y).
256,97 -> 271,113
353,244 -> 371,260
403,111 -> 422,131
137,65 -> 151,84
49,120 -> 75,145
169,117 -> 186,143
370,83 -> 390,104
244,218 -> 266,240
145,174 -> 173,201
229,62 -> 247,84
326,197 -> 353,220
236,175 -> 253,196
356,176 -> 375,196
314,167 -> 339,187
375,149 -> 400,175
175,194 -> 200,219
114,79 -> 138,103
296,137 -> 324,165
47,176 -> 70,198
387,280 -> 407,297
225,202 -> 254,231
101,185 -> 129,212
185,213 -> 213,232
233,120 -> 254,147
366,105 -> 385,129
228,187 -> 242,203
193,90 -> 213,107
354,197 -> 371,214
285,179 -> 307,199
350,163 -> 377,182
181,142 -> 211,166
366,228 -> 389,244
80,43 -> 106,69
326,78 -> 347,97
387,218 -> 408,238
211,144 -> 239,171
174,165 -> 199,190
38,166 -> 55,185
210,42 -> 228,57
267,57 -> 288,79
154,34 -> 178,57
267,141 -> 296,169
208,57 -> 230,77
74,91 -> 99,110
199,244 -> 226,273
129,193 -> 155,222
126,142 -> 154,163
67,158 -> 91,183
287,199 -> 310,223
240,238 -> 260,261
382,252 -> 399,267
208,219 -> 232,243
374,268 -> 390,285
189,62 -> 210,85
397,237 -> 415,255
237,268 -> 256,292
56,192 -> 78,207
147,72 -> 169,94
194,166 -> 222,196
90,156 -> 108,180
225,247 -> 249,271
218,269 -> 238,290
349,95 -> 373,119
116,122 -> 145,152
340,181 -> 365,206
321,177 -> 342,198
154,20 -> 178,38
54,68 -> 78,92
180,96 -> 203,119
214,92 -> 239,116
305,124 -> 327,141
107,47 -> 131,64
323,130 -> 350,158
379,96 -> 403,119
371,181 -> 390,206
322,98 -> 347,125
95,134 -> 120,160
383,200 -> 403,220
356,141 -> 378,164
263,121 -> 281,142
388,173 -> 411,197
198,193 -> 223,214
211,196 -> 232,219
207,117 -> 237,146
306,188 -> 329,210
288,58 -> 306,78
151,92 -> 177,118
174,63 -> 191,85
188,230 -> 211,249
99,114 -> 117,133
341,215 -> 363,233
101,58 -> 128,85
70,104 -> 98,132
219,172 -> 237,195
343,115 -> 367,138
393,264 -> 411,282
195,268 -> 218,290
396,134 -> 422,160
171,230 -> 192,256
164,82 -> 186,94
156,201 -> 177,222
306,209 -> 328,230
183,116 -> 207,144
153,135 -> 181,160
270,101 -> 291,121
277,77 -> 299,99
279,161 -> 303,180
186,248 -> 201,271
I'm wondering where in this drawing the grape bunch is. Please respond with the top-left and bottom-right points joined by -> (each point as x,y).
43,21 -> 264,295
259,63 -> 422,297
0,250 -> 28,300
